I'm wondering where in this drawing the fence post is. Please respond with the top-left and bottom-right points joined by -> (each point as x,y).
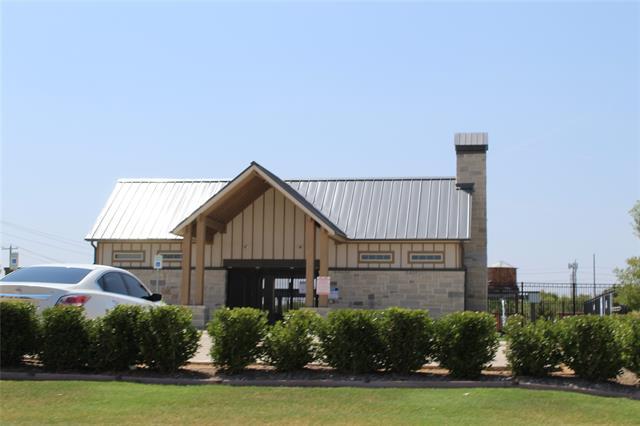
520,282 -> 525,320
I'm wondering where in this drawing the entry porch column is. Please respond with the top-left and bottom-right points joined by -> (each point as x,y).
304,215 -> 315,307
318,228 -> 329,308
179,224 -> 193,305
194,215 -> 207,305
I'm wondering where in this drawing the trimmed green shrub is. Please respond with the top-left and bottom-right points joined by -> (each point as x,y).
558,315 -> 623,381
92,305 -> 144,371
263,309 -> 321,371
138,306 -> 200,373
319,309 -> 384,374
617,312 -> 640,375
380,308 -> 434,374
208,307 -> 268,373
503,315 -> 561,377
434,311 -> 499,379
0,301 -> 40,367
40,306 -> 93,371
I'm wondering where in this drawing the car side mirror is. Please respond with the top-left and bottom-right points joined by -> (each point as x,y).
146,293 -> 162,302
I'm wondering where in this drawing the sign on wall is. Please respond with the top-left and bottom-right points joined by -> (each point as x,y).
317,276 -> 330,296
329,285 -> 339,300
153,254 -> 163,270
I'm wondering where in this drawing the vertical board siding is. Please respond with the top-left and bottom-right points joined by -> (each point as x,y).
97,243 -> 104,264
273,190 -> 285,258
242,204 -> 253,259
445,244 -> 456,269
379,243 -> 390,269
100,239 -> 463,269
294,208 -> 305,259
263,189 -> 274,259
232,215 -> 243,259
284,200 -> 295,259
222,223 -> 231,260
212,233 -> 223,267
336,243 -> 347,268
253,195 -> 264,259
329,239 -> 337,268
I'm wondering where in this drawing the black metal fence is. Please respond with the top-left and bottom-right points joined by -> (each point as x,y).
487,282 -> 616,327
583,290 -> 619,316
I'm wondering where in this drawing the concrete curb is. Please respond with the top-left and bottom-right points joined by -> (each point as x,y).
2,371 -> 638,399
516,381 -> 640,401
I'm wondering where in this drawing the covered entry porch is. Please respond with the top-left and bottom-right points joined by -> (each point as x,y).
172,163 -> 339,316
225,261 -> 320,322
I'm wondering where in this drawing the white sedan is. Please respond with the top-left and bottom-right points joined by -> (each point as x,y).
0,264 -> 163,318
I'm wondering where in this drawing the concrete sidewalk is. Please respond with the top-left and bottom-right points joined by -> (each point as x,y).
190,332 -> 509,368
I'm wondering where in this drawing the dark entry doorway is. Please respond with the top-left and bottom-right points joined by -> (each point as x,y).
226,266 -> 316,322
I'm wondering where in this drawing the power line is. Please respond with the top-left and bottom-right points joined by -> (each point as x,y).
19,247 -> 64,263
1,221 -> 88,249
0,231 -> 89,256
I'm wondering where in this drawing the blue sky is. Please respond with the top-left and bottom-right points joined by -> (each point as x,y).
1,1 -> 638,282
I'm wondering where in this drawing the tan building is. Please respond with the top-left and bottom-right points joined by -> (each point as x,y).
86,133 -> 488,325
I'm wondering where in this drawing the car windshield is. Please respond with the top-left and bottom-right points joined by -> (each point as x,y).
1,267 -> 92,284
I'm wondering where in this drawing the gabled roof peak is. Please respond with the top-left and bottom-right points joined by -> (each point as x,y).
171,162 -> 346,238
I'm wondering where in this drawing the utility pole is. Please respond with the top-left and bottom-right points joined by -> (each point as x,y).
593,253 -> 596,298
568,260 -> 578,315
1,245 -> 19,275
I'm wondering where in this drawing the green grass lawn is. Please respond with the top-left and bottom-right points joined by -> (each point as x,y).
0,381 -> 638,425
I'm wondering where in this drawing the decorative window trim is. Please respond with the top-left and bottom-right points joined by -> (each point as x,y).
113,251 -> 145,263
408,251 -> 444,264
158,251 -> 183,263
358,251 -> 394,264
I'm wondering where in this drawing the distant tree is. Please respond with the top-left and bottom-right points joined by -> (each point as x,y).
614,201 -> 640,311
631,200 -> 640,239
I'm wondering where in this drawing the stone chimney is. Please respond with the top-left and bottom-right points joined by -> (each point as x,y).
455,132 -> 488,311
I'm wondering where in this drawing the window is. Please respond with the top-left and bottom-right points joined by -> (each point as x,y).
158,251 -> 182,263
1,266 -> 91,284
113,251 -> 145,262
408,252 -> 444,263
121,274 -> 150,298
99,273 -> 128,295
358,252 -> 394,263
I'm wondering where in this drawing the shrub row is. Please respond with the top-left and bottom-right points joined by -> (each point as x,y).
505,313 -> 640,380
4,300 -> 636,381
209,308 -> 498,378
0,301 -> 200,373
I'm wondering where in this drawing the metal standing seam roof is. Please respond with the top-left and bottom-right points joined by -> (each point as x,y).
455,132 -> 488,146
86,176 -> 472,241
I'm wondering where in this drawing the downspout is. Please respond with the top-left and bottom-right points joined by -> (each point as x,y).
461,243 -> 467,311
90,241 -> 97,265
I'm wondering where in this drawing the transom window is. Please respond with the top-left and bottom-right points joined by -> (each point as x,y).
408,252 -> 444,263
113,251 -> 145,262
358,252 -> 394,263
158,252 -> 182,262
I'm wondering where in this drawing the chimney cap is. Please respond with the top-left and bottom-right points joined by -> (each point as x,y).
455,132 -> 488,152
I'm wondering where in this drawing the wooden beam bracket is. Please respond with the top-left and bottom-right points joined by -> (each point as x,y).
205,216 -> 226,233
